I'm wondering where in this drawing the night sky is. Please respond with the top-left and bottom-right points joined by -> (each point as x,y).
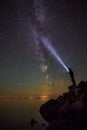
0,0 -> 87,97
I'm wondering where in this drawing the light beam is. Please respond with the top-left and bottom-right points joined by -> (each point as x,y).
39,34 -> 69,72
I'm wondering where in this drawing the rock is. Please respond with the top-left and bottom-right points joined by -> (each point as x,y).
39,81 -> 87,130
40,99 -> 58,122
46,120 -> 73,130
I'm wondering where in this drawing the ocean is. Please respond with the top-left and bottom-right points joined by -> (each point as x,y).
0,97 -> 49,130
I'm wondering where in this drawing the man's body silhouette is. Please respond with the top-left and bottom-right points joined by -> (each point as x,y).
69,68 -> 76,86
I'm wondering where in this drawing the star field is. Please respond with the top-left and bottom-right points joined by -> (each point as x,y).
0,0 -> 87,96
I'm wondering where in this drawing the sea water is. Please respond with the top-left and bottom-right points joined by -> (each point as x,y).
0,97 -> 48,130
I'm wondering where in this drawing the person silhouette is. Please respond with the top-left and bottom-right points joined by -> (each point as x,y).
69,68 -> 76,86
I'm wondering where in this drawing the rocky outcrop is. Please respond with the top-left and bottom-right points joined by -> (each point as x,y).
40,81 -> 87,130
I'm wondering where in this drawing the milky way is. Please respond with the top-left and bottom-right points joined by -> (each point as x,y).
32,0 -> 53,89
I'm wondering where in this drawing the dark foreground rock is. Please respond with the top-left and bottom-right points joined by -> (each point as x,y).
40,81 -> 87,130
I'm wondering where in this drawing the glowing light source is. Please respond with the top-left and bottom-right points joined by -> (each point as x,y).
39,34 -> 69,72
40,95 -> 48,100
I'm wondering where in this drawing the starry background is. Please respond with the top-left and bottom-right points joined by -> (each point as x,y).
0,0 -> 87,97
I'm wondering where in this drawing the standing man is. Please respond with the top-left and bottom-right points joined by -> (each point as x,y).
69,68 -> 76,86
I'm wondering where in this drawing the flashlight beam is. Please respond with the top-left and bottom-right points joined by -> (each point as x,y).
40,35 -> 69,72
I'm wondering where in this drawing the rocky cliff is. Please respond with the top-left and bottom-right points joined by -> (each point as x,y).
40,81 -> 87,130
